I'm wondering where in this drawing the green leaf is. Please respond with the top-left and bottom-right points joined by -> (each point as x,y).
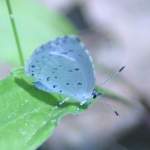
96,86 -> 134,107
0,0 -> 77,66
0,68 -> 131,150
0,68 -> 85,150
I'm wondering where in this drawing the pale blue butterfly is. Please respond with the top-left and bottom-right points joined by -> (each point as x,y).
25,35 -> 99,103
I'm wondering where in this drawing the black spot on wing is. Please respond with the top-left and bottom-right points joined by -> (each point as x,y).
31,65 -> 35,68
74,68 -> 79,71
53,85 -> 57,88
77,82 -> 82,85
46,77 -> 50,81
66,83 -> 70,85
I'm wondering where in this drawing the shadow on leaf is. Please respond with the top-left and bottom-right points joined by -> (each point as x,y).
14,78 -> 87,109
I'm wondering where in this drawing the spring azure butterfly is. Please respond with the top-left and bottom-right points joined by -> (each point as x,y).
25,35 -> 98,103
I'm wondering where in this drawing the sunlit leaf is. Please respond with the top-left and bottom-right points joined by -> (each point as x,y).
0,68 -> 85,150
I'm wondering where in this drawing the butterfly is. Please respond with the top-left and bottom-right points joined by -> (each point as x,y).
25,35 -> 99,103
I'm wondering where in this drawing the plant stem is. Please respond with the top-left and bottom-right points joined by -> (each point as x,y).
6,0 -> 24,66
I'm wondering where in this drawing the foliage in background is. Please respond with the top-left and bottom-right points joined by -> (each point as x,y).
0,0 -> 76,66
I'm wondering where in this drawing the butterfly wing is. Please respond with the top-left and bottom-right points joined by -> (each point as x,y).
25,35 -> 95,101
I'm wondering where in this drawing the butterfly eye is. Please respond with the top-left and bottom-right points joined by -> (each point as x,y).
92,90 -> 101,99
93,94 -> 97,99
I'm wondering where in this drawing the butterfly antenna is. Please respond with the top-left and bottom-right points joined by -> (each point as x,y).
98,66 -> 126,116
100,66 -> 126,86
104,101 -> 120,116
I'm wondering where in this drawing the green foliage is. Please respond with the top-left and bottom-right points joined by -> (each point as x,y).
0,68 -> 85,150
0,0 -> 77,66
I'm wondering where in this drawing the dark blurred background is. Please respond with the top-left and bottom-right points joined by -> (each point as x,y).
1,0 -> 150,150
